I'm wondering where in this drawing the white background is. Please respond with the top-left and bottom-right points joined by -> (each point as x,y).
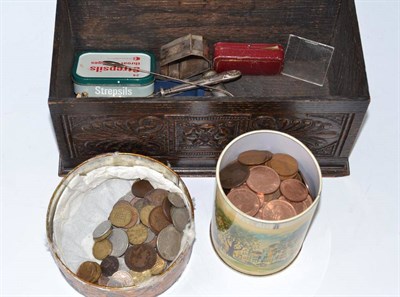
0,0 -> 399,296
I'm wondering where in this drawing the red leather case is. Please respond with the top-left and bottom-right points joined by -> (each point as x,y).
213,42 -> 284,75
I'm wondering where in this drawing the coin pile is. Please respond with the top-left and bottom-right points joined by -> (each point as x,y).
76,179 -> 190,287
220,150 -> 314,221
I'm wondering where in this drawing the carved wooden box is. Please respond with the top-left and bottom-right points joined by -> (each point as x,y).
49,0 -> 369,177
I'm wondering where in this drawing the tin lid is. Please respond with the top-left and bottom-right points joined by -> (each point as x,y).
72,51 -> 155,85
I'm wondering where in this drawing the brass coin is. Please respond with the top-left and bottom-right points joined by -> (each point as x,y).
162,195 -> 173,223
280,178 -> 308,202
140,205 -> 155,227
93,220 -> 112,242
170,207 -> 190,232
157,225 -> 182,261
109,205 -> 132,227
129,270 -> 152,285
267,153 -> 298,177
260,199 -> 297,221
124,206 -> 139,229
238,150 -> 272,166
127,223 -> 148,245
279,196 -> 308,215
246,165 -> 281,194
167,192 -> 186,208
124,244 -> 157,272
145,188 -> 169,206
220,161 -> 250,189
227,188 -> 260,217
93,239 -> 112,260
150,254 -> 167,275
149,206 -> 171,234
131,180 -> 154,198
76,261 -> 101,283
100,256 -> 119,277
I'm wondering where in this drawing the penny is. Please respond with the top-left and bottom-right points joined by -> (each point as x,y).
264,188 -> 281,203
260,199 -> 297,220
97,275 -> 109,286
100,256 -> 119,277
256,192 -> 265,206
145,189 -> 169,206
109,204 -> 132,228
134,198 -> 151,212
280,179 -> 308,202
220,161 -> 250,189
93,239 -> 112,260
129,196 -> 141,207
124,244 -> 157,272
167,192 -> 186,208
227,188 -> 260,217
304,194 -> 313,207
124,206 -> 139,229
140,205 -> 155,227
131,180 -> 154,198
162,195 -> 173,222
149,206 -> 171,234
127,223 -> 148,245
76,261 -> 101,283
238,150 -> 272,166
93,220 -> 112,242
157,225 -> 182,261
150,254 -> 167,275
246,165 -> 281,194
129,270 -> 152,285
108,228 -> 129,257
110,270 -> 134,287
171,207 -> 190,232
279,196 -> 308,215
267,153 -> 298,177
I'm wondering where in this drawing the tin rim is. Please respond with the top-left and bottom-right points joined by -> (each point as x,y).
46,152 -> 194,291
215,129 -> 322,224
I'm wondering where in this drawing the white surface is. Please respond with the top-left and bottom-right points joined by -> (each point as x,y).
0,1 -> 399,296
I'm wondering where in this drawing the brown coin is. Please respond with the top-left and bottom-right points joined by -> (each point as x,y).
238,150 -> 273,166
76,261 -> 101,283
157,225 -> 182,261
145,189 -> 169,206
149,206 -> 171,234
134,198 -> 151,212
267,153 -> 298,177
279,196 -> 308,215
124,244 -> 157,272
256,192 -> 264,206
264,188 -> 281,203
150,254 -> 167,275
129,196 -> 141,207
109,204 -> 132,228
227,188 -> 260,217
171,207 -> 190,232
100,256 -> 119,277
140,205 -> 155,227
280,179 -> 308,202
93,239 -> 112,260
220,161 -> 250,189
124,206 -> 139,229
304,194 -> 313,208
259,199 -> 297,221
127,223 -> 148,245
162,195 -> 173,223
246,165 -> 281,194
131,180 -> 154,198
97,275 -> 109,286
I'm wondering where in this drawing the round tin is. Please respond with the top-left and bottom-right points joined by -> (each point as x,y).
72,52 -> 155,97
211,130 -> 322,275
46,153 -> 195,296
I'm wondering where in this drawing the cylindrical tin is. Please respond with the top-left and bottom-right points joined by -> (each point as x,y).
211,130 -> 322,275
46,153 -> 195,297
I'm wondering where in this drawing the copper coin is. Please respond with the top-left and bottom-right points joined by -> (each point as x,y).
280,179 -> 308,202
238,150 -> 272,166
131,180 -> 154,198
260,199 -> 297,220
227,188 -> 260,217
167,192 -> 186,208
145,189 -> 169,206
220,161 -> 250,189
171,207 -> 190,232
267,153 -> 298,177
162,195 -> 173,223
76,261 -> 101,283
124,244 -> 157,272
304,194 -> 313,208
124,206 -> 139,229
149,206 -> 171,234
279,196 -> 308,215
264,188 -> 281,203
129,196 -> 141,207
157,225 -> 182,261
246,165 -> 281,194
100,256 -> 119,277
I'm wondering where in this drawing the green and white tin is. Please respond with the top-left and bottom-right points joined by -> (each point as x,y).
72,51 -> 155,97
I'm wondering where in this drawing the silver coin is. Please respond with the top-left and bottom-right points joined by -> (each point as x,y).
110,270 -> 134,287
93,220 -> 112,240
118,257 -> 130,272
171,207 -> 190,232
108,228 -> 129,257
144,228 -> 155,243
167,192 -> 186,208
157,224 -> 182,261
134,198 -> 151,212
119,191 -> 135,202
106,278 -> 124,288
